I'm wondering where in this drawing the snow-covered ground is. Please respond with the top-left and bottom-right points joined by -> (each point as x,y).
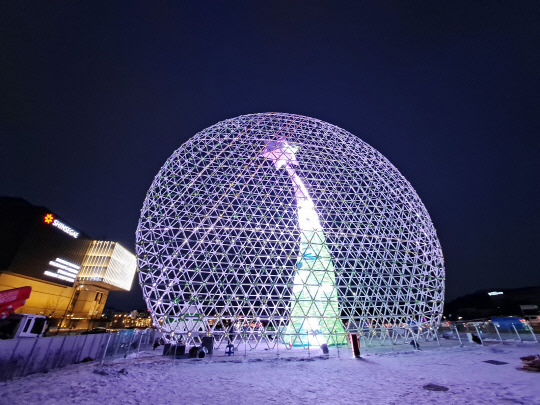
2,342 -> 539,405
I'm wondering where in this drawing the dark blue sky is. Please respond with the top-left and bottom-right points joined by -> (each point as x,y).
1,2 -> 539,310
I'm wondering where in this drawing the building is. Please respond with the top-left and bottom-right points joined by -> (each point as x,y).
104,309 -> 152,329
0,197 -> 137,330
444,287 -> 540,321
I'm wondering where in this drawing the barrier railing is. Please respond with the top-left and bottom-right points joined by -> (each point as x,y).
0,329 -> 156,381
441,320 -> 538,346
100,328 -> 156,363
1,320 -> 536,379
160,319 -> 538,360
0,333 -> 109,380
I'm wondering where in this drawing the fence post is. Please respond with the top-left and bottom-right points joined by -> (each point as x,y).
172,336 -> 176,363
124,331 -> 136,359
101,333 -> 112,365
525,323 -> 538,343
433,327 -> 441,347
112,332 -> 121,358
54,335 -> 68,369
76,334 -> 89,363
136,330 -> 144,357
6,338 -> 22,380
38,336 -> 55,375
20,337 -> 40,378
473,325 -> 484,346
453,324 -> 463,347
493,323 -> 503,342
88,333 -> 102,358
144,329 -> 150,346
512,325 -> 522,342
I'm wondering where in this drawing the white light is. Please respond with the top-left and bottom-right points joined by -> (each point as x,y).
44,270 -> 75,283
49,261 -> 80,274
56,258 -> 81,269
77,241 -> 136,291
488,291 -> 504,296
136,113 -> 446,348
51,219 -> 79,238
57,269 -> 78,278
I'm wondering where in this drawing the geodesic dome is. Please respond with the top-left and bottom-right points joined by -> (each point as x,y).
136,113 -> 445,348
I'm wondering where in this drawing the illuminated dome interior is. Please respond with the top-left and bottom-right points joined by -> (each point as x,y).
136,113 -> 445,348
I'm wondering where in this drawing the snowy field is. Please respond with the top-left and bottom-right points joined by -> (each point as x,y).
1,342 -> 539,405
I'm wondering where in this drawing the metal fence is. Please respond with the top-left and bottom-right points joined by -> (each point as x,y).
0,329 -> 156,381
181,320 -> 538,360
437,320 -> 538,346
100,328 -> 156,363
0,322 -> 537,379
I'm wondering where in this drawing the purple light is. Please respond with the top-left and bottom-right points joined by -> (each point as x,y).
136,113 -> 445,347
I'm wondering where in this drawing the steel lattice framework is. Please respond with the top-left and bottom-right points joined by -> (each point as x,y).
136,113 -> 445,348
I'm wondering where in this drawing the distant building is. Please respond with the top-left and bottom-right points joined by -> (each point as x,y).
0,197 -> 137,330
106,309 -> 152,329
444,286 -> 540,321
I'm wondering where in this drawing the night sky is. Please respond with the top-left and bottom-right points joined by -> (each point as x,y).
1,2 -> 539,311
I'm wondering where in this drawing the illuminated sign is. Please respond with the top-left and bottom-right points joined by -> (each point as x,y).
488,291 -> 504,296
52,220 -> 79,238
44,214 -> 79,238
43,257 -> 80,283
44,271 -> 76,283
